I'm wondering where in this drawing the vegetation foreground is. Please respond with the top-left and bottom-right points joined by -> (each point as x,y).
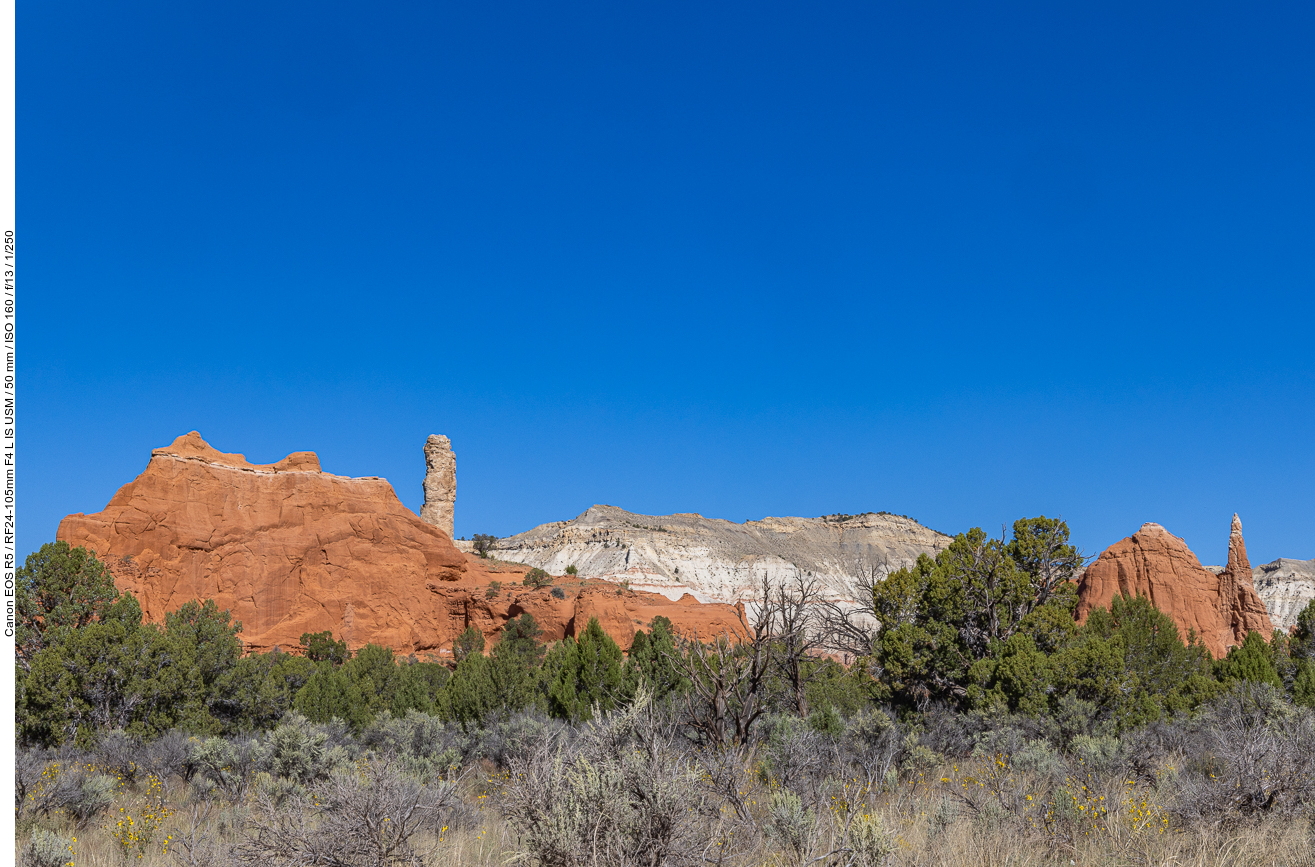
14,518 -> 1315,865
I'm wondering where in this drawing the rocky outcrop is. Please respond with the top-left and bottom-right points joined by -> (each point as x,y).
1075,517 -> 1274,657
1254,558 -> 1315,632
419,434 -> 456,540
487,505 -> 951,605
56,433 -> 745,654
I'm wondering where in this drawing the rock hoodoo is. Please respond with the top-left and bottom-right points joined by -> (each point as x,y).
420,434 -> 456,540
56,433 -> 743,654
1075,517 -> 1273,657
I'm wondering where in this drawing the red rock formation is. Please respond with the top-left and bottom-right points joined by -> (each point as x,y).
1075,518 -> 1273,657
56,432 -> 744,655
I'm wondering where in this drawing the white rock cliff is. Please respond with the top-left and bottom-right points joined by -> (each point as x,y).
1254,558 -> 1315,632
486,504 -> 951,605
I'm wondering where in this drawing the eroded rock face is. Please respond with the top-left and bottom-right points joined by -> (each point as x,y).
1254,558 -> 1315,632
1075,517 -> 1274,657
56,433 -> 743,654
488,505 -> 951,605
420,434 -> 456,540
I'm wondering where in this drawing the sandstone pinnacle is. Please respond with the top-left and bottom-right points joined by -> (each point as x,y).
420,434 -> 456,540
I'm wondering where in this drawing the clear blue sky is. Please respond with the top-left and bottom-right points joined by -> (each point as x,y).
21,1 -> 1314,567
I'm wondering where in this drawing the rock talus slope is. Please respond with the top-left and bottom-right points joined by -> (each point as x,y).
488,505 -> 951,604
56,433 -> 742,653
1075,517 -> 1273,657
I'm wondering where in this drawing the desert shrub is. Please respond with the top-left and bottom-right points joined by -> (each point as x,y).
759,714 -> 836,808
1171,683 -> 1315,825
22,828 -> 76,867
1068,733 -> 1121,773
767,790 -> 815,864
551,586 -> 566,599
167,801 -> 224,867
187,734 -> 261,801
15,746 -> 53,820
64,770 -> 117,826
846,812 -> 895,866
841,708 -> 904,792
257,712 -> 352,785
485,580 -> 502,599
361,710 -> 465,780
468,710 -> 566,768
140,729 -> 191,782
21,755 -> 116,827
523,568 -> 551,589
94,728 -> 142,784
565,564 -> 578,575
502,693 -> 717,867
234,756 -> 456,867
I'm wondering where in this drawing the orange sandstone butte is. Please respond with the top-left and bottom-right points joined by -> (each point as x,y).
56,432 -> 745,655
1075,515 -> 1272,658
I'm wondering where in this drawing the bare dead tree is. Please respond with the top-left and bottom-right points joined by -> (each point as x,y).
759,575 -> 829,717
667,601 -> 771,747
817,560 -> 889,663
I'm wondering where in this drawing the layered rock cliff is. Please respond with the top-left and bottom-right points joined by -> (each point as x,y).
1075,516 -> 1273,657
486,505 -> 952,604
1254,558 -> 1315,632
56,433 -> 744,654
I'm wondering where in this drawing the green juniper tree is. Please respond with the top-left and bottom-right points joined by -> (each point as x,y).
549,617 -> 624,722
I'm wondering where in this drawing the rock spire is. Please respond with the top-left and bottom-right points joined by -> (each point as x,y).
420,434 -> 456,540
1217,513 -> 1271,644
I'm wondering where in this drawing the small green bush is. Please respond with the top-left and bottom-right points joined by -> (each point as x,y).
551,586 -> 566,600
565,564 -> 578,575
523,568 -> 551,589
23,829 -> 76,867
472,534 -> 497,558
485,581 -> 502,599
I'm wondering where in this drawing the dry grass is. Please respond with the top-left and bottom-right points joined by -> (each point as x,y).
15,751 -> 1315,867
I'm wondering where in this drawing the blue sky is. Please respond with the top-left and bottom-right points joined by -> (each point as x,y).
21,1 -> 1314,566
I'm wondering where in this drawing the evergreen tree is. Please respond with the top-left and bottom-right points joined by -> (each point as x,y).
622,616 -> 687,703
299,630 -> 350,665
446,652 -> 498,727
16,542 -> 123,673
1053,594 -> 1217,729
389,660 -> 447,716
20,594 -> 207,746
166,599 -> 244,725
293,664 -> 370,732
549,617 -> 623,721
212,649 -> 317,734
453,625 -> 485,662
490,614 -> 546,714
1215,630 -> 1283,690
872,517 -> 1081,708
345,643 -> 400,716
